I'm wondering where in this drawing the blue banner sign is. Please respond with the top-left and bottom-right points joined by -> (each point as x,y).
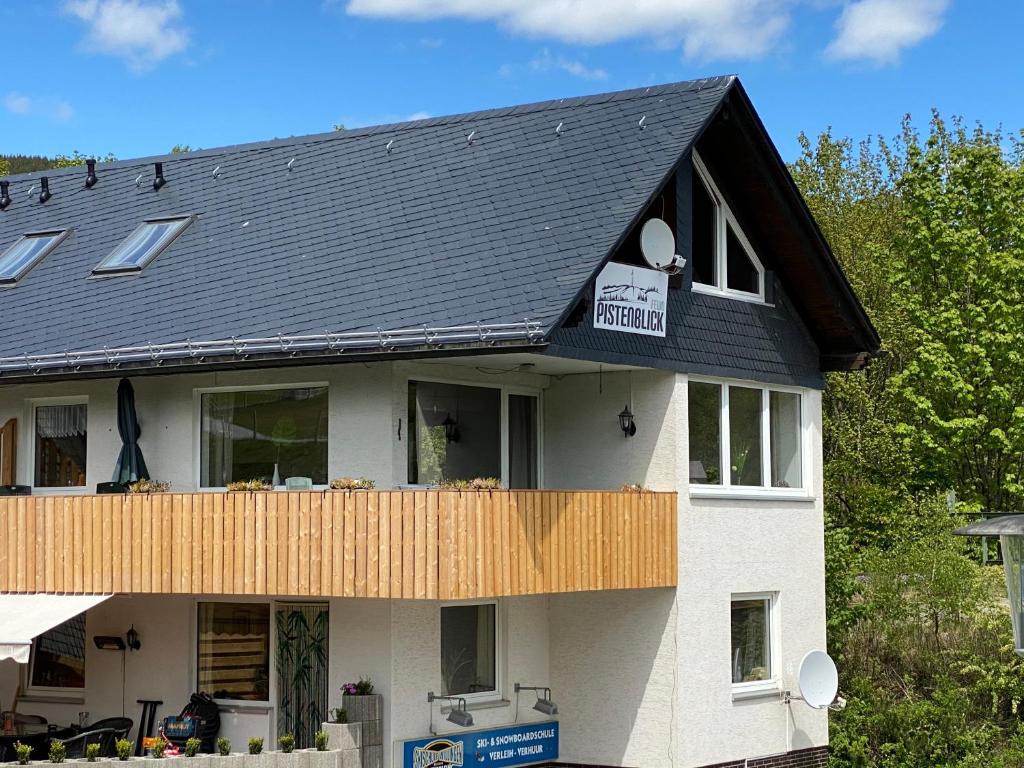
402,721 -> 559,768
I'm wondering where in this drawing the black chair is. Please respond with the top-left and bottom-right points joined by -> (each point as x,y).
59,728 -> 116,759
88,717 -> 133,743
0,485 -> 31,496
96,482 -> 127,494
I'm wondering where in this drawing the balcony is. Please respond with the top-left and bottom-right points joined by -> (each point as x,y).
0,489 -> 677,599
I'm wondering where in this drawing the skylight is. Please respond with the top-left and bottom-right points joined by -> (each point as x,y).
93,216 -> 192,275
0,230 -> 69,285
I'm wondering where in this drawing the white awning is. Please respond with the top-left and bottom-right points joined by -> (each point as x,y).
0,594 -> 112,663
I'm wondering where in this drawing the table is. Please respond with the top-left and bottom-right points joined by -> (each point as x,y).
0,725 -> 76,762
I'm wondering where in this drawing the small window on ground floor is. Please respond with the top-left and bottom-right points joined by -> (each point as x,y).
29,612 -> 86,690
441,602 -> 497,697
197,602 -> 271,702
731,596 -> 772,685
200,386 -> 328,487
34,402 -> 87,488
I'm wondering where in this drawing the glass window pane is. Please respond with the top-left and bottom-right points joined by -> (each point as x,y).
0,233 -> 61,283
726,223 -> 760,294
95,218 -> 189,273
770,391 -> 802,488
508,394 -> 538,489
731,599 -> 770,683
729,387 -> 763,486
692,173 -> 717,286
31,613 -> 86,689
198,602 -> 270,702
200,387 -> 328,487
35,403 -> 87,488
441,604 -> 496,696
688,382 -> 721,484
408,382 -> 500,485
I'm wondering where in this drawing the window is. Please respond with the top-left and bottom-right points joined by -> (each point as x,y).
200,386 -> 328,488
691,153 -> 765,300
30,613 -> 86,690
441,602 -> 497,697
731,596 -> 773,688
93,216 -> 191,275
688,381 -> 804,492
408,381 -> 540,488
197,602 -> 270,702
0,230 -> 68,285
34,402 -> 87,488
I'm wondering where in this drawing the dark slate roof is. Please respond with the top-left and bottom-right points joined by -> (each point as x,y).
0,76 -> 734,376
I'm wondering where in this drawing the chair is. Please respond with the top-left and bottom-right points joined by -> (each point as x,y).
0,711 -> 47,724
59,728 -> 116,759
285,476 -> 313,490
88,717 -> 133,744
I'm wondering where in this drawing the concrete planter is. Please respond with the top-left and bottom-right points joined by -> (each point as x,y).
246,753 -> 275,768
179,756 -> 210,768
301,750 -> 334,768
339,696 -> 380,724
271,751 -> 306,768
358,746 -> 381,768
318,724 -> 360,752
212,754 -> 245,768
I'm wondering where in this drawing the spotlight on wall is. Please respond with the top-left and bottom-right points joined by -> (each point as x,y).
427,692 -> 474,730
514,684 -> 558,716
126,625 -> 141,651
618,405 -> 636,438
94,635 -> 126,651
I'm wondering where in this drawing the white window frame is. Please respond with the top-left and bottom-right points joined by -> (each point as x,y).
26,395 -> 89,495
405,376 -> 544,489
439,598 -> 505,705
688,376 -> 811,500
193,381 -> 330,491
730,591 -> 780,699
192,597 -> 275,710
691,151 -> 767,304
24,612 -> 88,700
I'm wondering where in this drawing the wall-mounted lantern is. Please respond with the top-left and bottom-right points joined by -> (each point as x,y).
442,414 -> 459,444
618,405 -> 636,438
126,625 -> 141,651
955,516 -> 1024,654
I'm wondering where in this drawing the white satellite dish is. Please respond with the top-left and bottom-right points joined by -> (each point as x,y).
796,650 -> 839,710
640,218 -> 677,270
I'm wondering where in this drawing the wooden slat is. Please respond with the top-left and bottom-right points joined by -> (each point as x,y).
0,489 -> 676,597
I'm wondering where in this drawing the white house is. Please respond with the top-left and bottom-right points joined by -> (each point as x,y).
0,76 -> 879,768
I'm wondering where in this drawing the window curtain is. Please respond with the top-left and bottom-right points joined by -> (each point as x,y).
36,405 -> 87,481
475,605 -> 495,690
202,393 -> 235,487
275,604 -> 329,749
508,396 -> 538,489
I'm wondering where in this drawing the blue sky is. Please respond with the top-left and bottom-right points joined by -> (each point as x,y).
1,1 -> 1020,163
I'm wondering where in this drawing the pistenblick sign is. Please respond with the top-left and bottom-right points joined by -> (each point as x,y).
593,261 -> 668,338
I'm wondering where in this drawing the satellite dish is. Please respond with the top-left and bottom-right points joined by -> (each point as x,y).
797,650 -> 839,709
640,218 -> 676,270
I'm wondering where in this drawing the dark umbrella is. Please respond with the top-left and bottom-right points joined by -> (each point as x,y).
112,378 -> 150,484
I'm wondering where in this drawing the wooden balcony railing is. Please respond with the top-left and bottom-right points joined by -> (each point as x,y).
0,490 -> 677,599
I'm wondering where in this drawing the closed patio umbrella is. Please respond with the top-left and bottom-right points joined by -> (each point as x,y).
112,377 -> 149,484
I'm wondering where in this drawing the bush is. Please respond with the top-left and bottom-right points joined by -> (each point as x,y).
342,677 -> 374,696
439,477 -> 502,490
227,479 -> 271,491
329,477 -> 375,490
128,479 -> 171,493
85,743 -> 101,762
333,707 -> 348,724
151,737 -> 168,759
217,737 -> 231,757
184,738 -> 202,758
14,742 -> 32,766
115,738 -> 132,761
48,740 -> 66,764
248,738 -> 263,755
314,731 -> 329,752
277,735 -> 294,754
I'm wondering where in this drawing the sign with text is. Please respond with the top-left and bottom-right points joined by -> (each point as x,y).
593,261 -> 668,337
401,721 -> 558,768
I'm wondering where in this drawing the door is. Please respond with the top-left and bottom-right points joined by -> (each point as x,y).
0,418 -> 15,485
275,603 -> 329,749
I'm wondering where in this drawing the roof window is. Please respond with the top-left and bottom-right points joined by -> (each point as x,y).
0,230 -> 69,285
93,216 -> 192,275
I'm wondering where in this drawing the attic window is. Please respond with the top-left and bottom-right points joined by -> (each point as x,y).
0,230 -> 69,285
92,216 -> 192,275
691,152 -> 765,302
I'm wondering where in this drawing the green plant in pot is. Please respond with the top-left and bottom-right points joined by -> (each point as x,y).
314,731 -> 329,752
115,739 -> 133,761
85,743 -> 101,762
332,707 -> 348,724
277,735 -> 295,754
248,738 -> 263,755
151,737 -> 168,759
184,738 -> 202,758
14,741 -> 32,766
216,738 -> 231,757
49,739 -> 66,764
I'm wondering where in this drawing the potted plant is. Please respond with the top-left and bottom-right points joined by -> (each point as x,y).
85,743 -> 102,763
14,741 -> 32,766
247,737 -> 274,768
128,479 -> 171,494
182,738 -> 208,768
320,709 -> 360,754
226,479 -> 272,492
215,738 -> 242,768
439,477 -> 502,490
49,740 -> 67,764
303,732 -> 333,768
276,736 -> 293,755
328,477 -> 374,491
149,738 -> 168,760
115,739 -> 133,762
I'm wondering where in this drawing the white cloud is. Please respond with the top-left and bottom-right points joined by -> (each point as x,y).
826,0 -> 948,65
407,110 -> 432,120
344,0 -> 793,61
530,49 -> 608,80
4,92 -> 75,121
63,0 -> 189,71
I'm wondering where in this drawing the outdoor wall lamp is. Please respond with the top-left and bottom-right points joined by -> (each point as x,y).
126,625 -> 141,651
442,414 -> 460,444
427,692 -> 474,730
514,683 -> 558,716
618,405 -> 637,437
93,636 -> 126,651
